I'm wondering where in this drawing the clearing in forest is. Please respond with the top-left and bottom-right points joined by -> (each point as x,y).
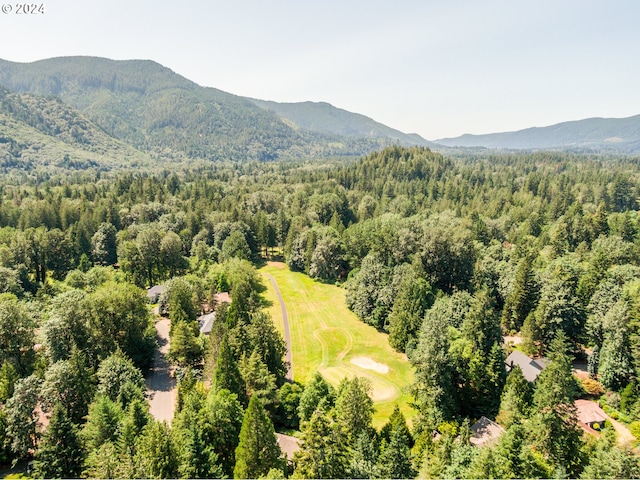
260,262 -> 415,427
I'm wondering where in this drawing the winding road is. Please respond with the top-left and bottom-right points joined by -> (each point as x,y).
264,273 -> 293,381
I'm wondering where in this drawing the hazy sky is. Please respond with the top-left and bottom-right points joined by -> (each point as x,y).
1,0 -> 638,139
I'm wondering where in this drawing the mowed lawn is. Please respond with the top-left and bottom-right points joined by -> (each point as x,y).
260,262 -> 415,427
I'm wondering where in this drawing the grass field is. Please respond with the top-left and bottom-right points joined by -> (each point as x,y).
259,262 -> 415,428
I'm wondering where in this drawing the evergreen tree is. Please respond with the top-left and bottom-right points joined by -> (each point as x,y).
580,431 -> 640,479
388,275 -> 434,352
81,395 -> 123,452
172,392 -> 225,479
349,430 -> 380,479
234,395 -> 283,479
462,288 -> 503,356
526,264 -> 585,353
491,423 -> 552,479
246,311 -> 288,385
39,347 -> 94,424
377,420 -> 416,479
32,403 -> 84,479
168,320 -> 203,367
214,334 -> 248,406
528,332 -> 584,476
297,372 -> 334,423
334,377 -> 374,445
502,254 -> 538,332
379,404 -> 413,448
292,407 -> 350,479
597,301 -> 634,390
496,365 -> 533,428
240,350 -> 278,408
411,310 -> 457,422
83,441 -> 121,479
417,423 -> 457,479
133,420 -> 177,479
118,397 -> 150,458
205,387 -> 244,477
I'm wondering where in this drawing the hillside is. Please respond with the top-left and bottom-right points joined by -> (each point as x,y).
435,114 -> 640,152
250,98 -> 434,147
0,86 -> 152,173
0,56 -> 428,162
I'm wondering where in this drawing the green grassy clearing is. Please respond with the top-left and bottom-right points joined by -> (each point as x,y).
260,262 -> 415,428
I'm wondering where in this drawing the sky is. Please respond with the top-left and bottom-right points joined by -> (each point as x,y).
0,0 -> 638,140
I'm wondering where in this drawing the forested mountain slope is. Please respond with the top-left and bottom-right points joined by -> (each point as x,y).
250,98 -> 434,147
0,56 -> 428,162
0,86 -> 152,173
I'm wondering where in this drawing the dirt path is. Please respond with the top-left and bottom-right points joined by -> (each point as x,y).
264,273 -> 293,381
145,317 -> 177,424
608,415 -> 637,446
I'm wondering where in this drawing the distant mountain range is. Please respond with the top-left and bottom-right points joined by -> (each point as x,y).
436,115 -> 640,153
0,55 -> 638,171
0,56 -> 431,165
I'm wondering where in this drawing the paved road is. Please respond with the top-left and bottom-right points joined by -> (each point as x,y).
265,273 -> 293,381
145,318 -> 177,424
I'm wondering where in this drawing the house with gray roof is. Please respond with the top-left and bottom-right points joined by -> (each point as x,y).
198,312 -> 215,335
505,350 -> 547,382
470,416 -> 505,447
146,285 -> 165,303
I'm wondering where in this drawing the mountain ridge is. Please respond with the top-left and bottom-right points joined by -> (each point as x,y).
249,98 -> 434,147
435,114 -> 640,152
0,56 -> 430,162
2,56 -> 639,158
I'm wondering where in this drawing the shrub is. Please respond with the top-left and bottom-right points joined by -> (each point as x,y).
582,378 -> 605,396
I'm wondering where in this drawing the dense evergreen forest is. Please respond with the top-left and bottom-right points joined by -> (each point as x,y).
1,146 -> 640,478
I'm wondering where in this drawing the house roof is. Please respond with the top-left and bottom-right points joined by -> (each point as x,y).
276,433 -> 300,461
470,416 -> 505,447
575,399 -> 607,425
505,350 -> 546,382
146,285 -> 164,299
214,292 -> 231,304
198,312 -> 215,334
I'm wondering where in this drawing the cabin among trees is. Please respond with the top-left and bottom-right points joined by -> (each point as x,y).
505,350 -> 548,382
